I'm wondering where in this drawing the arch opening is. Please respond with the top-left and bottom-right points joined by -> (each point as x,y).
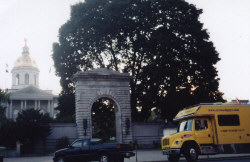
91,97 -> 119,142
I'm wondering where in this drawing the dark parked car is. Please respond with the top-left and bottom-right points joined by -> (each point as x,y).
53,138 -> 135,162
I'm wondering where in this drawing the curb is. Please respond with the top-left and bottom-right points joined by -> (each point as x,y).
128,154 -> 250,162
198,155 -> 250,161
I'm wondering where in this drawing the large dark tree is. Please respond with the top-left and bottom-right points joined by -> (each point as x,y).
53,0 -> 223,122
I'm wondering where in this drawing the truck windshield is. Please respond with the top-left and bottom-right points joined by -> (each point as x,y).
178,119 -> 193,132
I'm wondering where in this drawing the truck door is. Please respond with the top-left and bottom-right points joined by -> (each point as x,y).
194,118 -> 213,144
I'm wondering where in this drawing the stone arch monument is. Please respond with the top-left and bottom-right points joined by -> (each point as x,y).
72,68 -> 133,143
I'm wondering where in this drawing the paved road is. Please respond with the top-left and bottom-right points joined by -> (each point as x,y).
4,156 -> 250,162
197,157 -> 250,162
3,156 -> 52,162
3,150 -> 250,162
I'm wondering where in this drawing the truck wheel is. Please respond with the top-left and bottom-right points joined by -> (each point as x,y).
168,155 -> 180,162
183,144 -> 199,162
99,154 -> 109,162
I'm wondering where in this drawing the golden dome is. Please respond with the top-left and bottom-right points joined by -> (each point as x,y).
14,55 -> 38,68
13,39 -> 38,69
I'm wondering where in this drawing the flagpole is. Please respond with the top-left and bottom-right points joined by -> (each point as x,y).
4,63 -> 9,90
4,71 -> 6,89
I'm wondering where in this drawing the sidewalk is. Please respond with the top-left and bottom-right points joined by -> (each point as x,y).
125,149 -> 250,162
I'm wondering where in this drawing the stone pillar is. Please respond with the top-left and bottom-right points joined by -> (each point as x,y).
16,141 -> 21,156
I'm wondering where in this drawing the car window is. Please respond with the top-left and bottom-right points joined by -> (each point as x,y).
71,140 -> 82,148
90,138 -> 102,145
83,140 -> 89,146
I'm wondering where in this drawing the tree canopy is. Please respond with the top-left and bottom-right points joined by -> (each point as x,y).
0,89 -> 15,148
0,89 -> 9,121
0,90 -> 52,150
53,0 -> 224,122
16,109 -> 52,153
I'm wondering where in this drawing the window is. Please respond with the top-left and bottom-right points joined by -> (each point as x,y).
25,74 -> 29,84
178,119 -> 193,132
16,74 -> 20,85
71,140 -> 82,148
218,115 -> 240,126
34,75 -> 36,85
195,119 -> 208,130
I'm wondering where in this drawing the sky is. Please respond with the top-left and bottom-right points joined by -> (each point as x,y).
0,0 -> 250,100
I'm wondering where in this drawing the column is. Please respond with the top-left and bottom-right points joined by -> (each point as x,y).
47,100 -> 50,114
35,100 -> 37,110
21,100 -> 23,110
24,100 -> 27,110
6,102 -> 9,118
51,100 -> 54,118
38,100 -> 40,109
10,101 -> 13,119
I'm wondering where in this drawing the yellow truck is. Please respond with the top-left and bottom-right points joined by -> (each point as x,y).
161,103 -> 250,162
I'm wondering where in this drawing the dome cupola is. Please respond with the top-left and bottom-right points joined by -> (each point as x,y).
11,39 -> 40,89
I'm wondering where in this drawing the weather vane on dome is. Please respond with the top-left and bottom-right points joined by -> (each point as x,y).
24,38 -> 27,46
22,38 -> 29,54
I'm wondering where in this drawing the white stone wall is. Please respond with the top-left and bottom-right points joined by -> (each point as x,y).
132,123 -> 164,146
48,123 -> 77,140
45,123 -> 77,151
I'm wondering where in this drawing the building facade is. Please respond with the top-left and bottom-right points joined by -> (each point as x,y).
6,40 -> 58,119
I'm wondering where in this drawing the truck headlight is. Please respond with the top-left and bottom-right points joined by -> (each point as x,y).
175,141 -> 179,145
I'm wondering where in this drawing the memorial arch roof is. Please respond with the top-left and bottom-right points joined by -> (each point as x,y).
72,68 -> 131,81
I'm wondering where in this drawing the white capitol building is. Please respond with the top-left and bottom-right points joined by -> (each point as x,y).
6,40 -> 58,119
